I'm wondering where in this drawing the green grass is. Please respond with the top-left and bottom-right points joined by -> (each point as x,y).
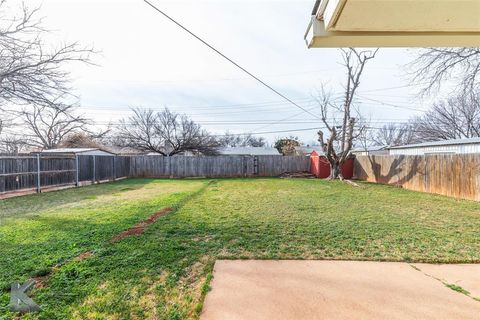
445,283 -> 470,296
1,178 -> 480,319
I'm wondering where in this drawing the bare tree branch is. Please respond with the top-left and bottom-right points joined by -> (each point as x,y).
409,90 -> 480,142
0,135 -> 28,154
0,1 -> 95,108
409,48 -> 480,96
117,107 -> 220,156
21,101 -> 91,149
372,123 -> 416,147
317,48 -> 378,180
218,131 -> 266,148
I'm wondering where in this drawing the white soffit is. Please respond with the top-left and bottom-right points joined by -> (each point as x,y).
306,0 -> 480,48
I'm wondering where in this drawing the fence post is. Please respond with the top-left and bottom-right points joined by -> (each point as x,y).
92,156 -> 96,184
112,156 -> 116,181
75,155 -> 79,187
36,154 -> 41,193
254,156 -> 259,176
168,155 -> 171,178
424,156 -> 428,193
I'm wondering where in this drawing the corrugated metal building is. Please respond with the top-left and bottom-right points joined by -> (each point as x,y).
351,145 -> 389,156
389,138 -> 480,155
218,147 -> 281,156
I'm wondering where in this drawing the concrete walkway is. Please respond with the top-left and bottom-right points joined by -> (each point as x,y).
201,260 -> 480,320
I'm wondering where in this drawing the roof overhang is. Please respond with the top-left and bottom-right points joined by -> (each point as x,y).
305,0 -> 480,48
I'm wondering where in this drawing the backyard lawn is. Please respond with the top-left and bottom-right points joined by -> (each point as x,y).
1,178 -> 480,319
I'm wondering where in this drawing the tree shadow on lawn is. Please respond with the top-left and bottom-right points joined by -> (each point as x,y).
0,179 -> 212,318
0,178 -> 161,219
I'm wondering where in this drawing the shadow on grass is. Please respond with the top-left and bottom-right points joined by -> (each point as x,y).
0,179 -> 160,219
0,178 -> 209,313
2,182 -> 216,319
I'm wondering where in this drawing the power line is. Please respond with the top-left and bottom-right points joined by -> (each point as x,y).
79,99 -> 316,114
359,84 -> 416,93
87,119 -> 413,126
357,95 -> 426,112
143,0 -> 322,121
84,67 -> 345,85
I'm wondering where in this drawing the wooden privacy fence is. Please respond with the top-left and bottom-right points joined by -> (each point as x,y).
129,155 -> 310,178
0,155 -> 309,195
0,155 -> 131,194
354,154 -> 480,201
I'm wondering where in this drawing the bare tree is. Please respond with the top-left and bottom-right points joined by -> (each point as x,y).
0,135 -> 27,154
118,108 -> 219,156
219,132 -> 266,148
0,1 -> 94,108
410,48 -> 480,95
409,91 -> 480,142
317,48 -> 378,180
21,101 -> 91,149
372,123 -> 416,147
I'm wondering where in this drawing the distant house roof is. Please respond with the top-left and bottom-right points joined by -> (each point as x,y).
295,146 -> 324,156
38,148 -> 115,156
389,138 -> 480,150
352,145 -> 389,152
105,146 -> 144,155
219,147 -> 281,156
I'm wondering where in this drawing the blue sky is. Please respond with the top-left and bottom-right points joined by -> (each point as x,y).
36,0 -> 434,144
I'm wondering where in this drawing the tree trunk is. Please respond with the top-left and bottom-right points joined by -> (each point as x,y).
329,162 -> 343,180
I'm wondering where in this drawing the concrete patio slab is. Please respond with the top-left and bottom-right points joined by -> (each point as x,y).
413,263 -> 480,300
201,260 -> 480,320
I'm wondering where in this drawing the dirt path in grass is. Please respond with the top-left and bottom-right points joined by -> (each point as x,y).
30,207 -> 174,290
111,207 -> 173,242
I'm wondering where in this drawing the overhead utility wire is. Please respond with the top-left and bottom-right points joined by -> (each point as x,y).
143,0 -> 322,121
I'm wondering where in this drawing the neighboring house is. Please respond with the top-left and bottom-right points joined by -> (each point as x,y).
294,146 -> 324,156
351,145 -> 389,156
218,147 -> 281,156
37,148 -> 116,156
389,138 -> 480,156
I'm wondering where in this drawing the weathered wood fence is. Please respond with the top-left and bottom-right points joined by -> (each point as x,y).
0,155 -> 309,195
0,155 -> 131,194
354,154 -> 480,201
129,155 -> 309,178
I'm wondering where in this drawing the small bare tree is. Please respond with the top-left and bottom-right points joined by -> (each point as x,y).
21,101 -> 91,149
219,132 -> 266,148
317,48 -> 378,180
372,123 -> 416,147
0,1 -> 94,108
0,135 -> 28,154
410,48 -> 480,95
118,108 -> 219,156
409,91 -> 480,142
